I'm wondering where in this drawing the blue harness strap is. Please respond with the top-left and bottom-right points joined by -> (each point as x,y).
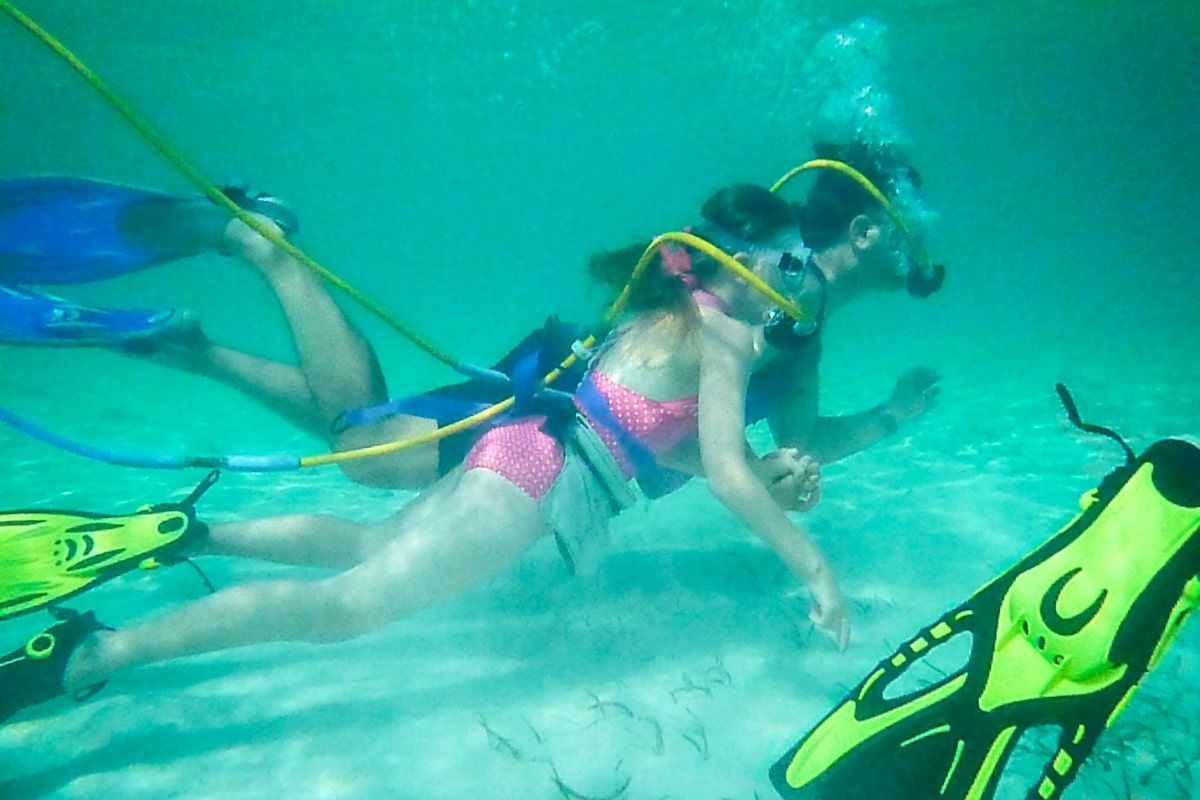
332,317 -> 589,434
573,377 -> 656,475
331,394 -> 495,434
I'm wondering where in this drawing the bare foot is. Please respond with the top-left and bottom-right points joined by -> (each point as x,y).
223,214 -> 288,272
117,310 -> 213,372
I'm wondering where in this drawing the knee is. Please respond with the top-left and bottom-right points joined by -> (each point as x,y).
303,579 -> 402,643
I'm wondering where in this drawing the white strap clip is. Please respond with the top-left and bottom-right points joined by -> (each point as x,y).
571,339 -> 595,361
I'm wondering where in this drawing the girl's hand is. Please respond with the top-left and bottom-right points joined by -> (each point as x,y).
761,448 -> 822,511
808,567 -> 851,650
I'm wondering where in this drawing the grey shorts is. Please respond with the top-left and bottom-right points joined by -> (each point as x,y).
542,415 -> 638,575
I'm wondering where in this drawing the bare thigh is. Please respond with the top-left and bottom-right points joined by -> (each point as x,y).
334,415 -> 442,490
66,468 -> 550,686
330,467 -> 549,629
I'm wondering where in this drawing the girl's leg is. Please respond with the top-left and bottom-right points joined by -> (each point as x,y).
135,323 -> 441,486
228,217 -> 445,487
203,345 -> 325,434
226,216 -> 388,427
192,515 -> 383,570
64,469 -> 545,688
133,217 -> 442,487
132,318 -> 327,438
191,471 -> 461,568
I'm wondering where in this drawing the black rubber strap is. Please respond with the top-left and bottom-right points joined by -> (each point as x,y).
1055,383 -> 1135,463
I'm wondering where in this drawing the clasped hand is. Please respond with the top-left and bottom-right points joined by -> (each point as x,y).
760,448 -> 821,511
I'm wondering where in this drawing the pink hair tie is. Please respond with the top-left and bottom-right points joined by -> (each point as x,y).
658,226 -> 696,288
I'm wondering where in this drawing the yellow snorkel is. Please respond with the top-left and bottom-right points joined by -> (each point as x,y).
772,158 -> 945,297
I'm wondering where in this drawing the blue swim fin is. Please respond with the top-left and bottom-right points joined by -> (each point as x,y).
0,177 -> 216,285
0,177 -> 298,286
0,284 -> 183,346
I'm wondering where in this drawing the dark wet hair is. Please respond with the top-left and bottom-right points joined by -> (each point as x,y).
588,184 -> 800,312
799,141 -> 921,251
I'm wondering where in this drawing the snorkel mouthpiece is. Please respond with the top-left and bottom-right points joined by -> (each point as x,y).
765,311 -> 820,351
906,262 -> 945,298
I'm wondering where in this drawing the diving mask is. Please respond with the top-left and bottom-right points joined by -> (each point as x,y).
765,251 -> 827,350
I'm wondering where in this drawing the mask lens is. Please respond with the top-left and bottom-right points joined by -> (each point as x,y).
777,251 -> 807,292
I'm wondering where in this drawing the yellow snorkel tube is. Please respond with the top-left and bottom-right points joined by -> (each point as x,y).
772,158 -> 946,297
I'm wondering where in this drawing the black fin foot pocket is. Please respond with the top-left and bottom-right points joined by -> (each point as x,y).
0,609 -> 110,722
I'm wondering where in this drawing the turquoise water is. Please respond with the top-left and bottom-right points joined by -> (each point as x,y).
1,1 -> 1198,797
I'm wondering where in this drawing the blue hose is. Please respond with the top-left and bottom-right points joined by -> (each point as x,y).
0,405 -> 299,471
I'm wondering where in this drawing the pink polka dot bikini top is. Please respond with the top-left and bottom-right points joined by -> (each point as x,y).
583,366 -> 696,447
576,288 -> 732,477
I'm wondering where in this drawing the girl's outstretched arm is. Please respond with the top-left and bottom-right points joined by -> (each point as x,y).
695,308 -> 850,649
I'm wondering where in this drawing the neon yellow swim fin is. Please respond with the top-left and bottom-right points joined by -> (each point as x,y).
0,471 -> 217,620
771,402 -> 1200,799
